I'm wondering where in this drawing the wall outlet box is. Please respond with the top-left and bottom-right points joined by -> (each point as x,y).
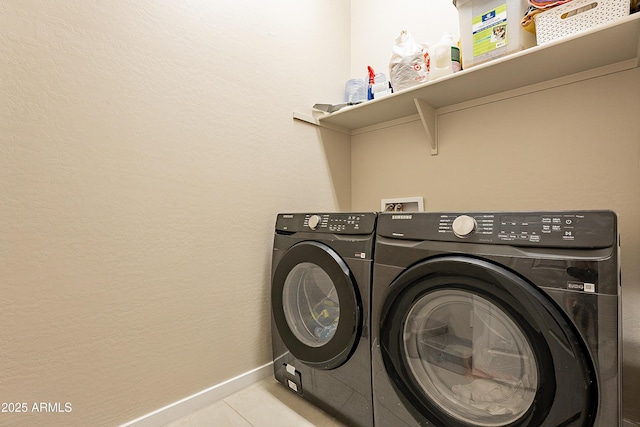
381,197 -> 424,212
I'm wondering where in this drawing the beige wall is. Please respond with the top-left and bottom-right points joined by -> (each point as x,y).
352,67 -> 640,421
1,1 -> 350,426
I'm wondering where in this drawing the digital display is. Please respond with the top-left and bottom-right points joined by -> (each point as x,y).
500,215 -> 541,225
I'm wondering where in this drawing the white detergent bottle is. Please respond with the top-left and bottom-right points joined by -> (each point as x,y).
429,33 -> 455,81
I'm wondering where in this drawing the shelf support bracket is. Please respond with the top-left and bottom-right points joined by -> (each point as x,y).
414,98 -> 437,155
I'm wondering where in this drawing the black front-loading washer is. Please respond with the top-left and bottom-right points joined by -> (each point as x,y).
372,211 -> 621,427
270,212 -> 376,427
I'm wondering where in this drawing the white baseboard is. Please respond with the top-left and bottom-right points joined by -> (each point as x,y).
120,362 -> 273,427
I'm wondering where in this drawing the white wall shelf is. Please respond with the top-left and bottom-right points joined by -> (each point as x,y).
299,13 -> 640,155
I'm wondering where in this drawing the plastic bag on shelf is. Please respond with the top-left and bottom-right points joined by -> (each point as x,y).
389,30 -> 428,92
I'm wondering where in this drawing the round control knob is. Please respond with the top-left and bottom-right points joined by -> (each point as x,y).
308,215 -> 321,230
452,215 -> 477,238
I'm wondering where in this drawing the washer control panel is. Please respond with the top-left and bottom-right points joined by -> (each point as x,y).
276,212 -> 377,235
378,211 -> 617,248
304,213 -> 368,233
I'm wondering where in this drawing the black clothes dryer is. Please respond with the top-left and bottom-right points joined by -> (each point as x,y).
372,211 -> 621,427
271,213 -> 376,427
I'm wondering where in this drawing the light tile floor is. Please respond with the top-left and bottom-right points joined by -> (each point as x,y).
163,377 -> 349,427
163,378 -> 640,427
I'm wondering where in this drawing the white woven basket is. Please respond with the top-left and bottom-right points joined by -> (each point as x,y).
535,0 -> 630,44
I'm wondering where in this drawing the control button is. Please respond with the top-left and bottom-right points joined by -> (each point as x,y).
308,215 -> 321,230
452,215 -> 477,238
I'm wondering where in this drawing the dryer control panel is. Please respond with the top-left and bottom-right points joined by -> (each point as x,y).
276,212 -> 377,235
378,211 -> 617,248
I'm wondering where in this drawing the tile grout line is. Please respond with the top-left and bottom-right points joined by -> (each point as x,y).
221,399 -> 255,427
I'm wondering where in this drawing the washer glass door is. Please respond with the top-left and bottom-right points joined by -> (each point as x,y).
272,241 -> 360,369
283,262 -> 340,347
404,289 -> 537,426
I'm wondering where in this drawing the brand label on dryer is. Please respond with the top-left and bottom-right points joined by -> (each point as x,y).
391,214 -> 412,220
567,281 -> 596,293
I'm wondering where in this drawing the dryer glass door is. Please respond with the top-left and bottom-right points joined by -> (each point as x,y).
403,289 -> 537,426
380,256 -> 597,426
